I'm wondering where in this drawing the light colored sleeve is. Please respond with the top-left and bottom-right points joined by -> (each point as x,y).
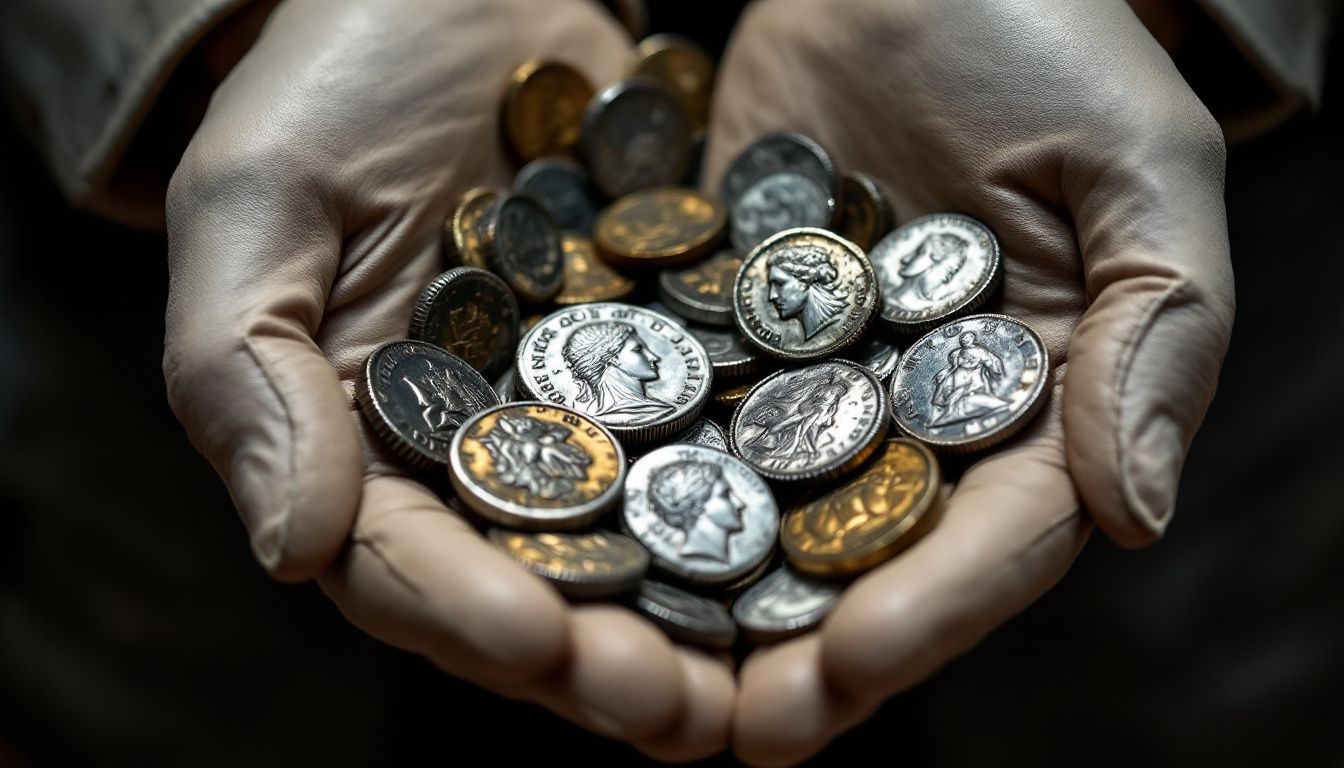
0,0 -> 255,228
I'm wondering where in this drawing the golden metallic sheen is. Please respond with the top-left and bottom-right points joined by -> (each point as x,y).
502,60 -> 595,162
487,529 -> 647,595
554,232 -> 638,305
444,187 -> 499,269
782,438 -> 942,577
632,34 -> 716,132
594,187 -> 726,268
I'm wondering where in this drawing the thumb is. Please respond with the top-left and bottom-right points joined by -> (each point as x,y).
164,143 -> 360,581
1064,104 -> 1235,548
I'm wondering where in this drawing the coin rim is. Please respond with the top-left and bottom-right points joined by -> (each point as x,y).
730,566 -> 844,642
407,266 -> 520,382
581,78 -> 692,199
502,59 -> 594,163
873,212 -> 1004,334
655,251 -> 741,327
728,170 -> 838,254
632,579 -> 738,649
478,193 -> 565,304
448,187 -> 500,270
838,171 -> 896,251
487,527 -> 649,599
593,186 -> 726,268
720,131 -> 839,211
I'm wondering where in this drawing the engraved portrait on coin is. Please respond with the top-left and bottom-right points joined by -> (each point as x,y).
869,213 -> 1002,333
730,360 -> 889,483
734,228 -> 877,361
891,314 -> 1049,453
624,444 -> 778,585
729,170 -> 835,253
516,304 -> 712,443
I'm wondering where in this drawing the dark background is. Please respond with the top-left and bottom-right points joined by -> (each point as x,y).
2,3 -> 1342,765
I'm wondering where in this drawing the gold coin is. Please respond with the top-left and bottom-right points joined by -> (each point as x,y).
837,172 -> 895,251
781,438 -> 942,577
554,232 -> 638,305
502,60 -> 594,162
632,34 -> 715,132
487,529 -> 649,599
594,187 -> 726,268
443,187 -> 499,269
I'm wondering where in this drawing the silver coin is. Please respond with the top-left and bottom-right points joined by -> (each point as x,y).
670,418 -> 729,452
493,367 -> 518,403
355,340 -> 501,470
731,566 -> 842,643
514,303 -> 712,444
632,580 -> 737,649
512,157 -> 600,234
720,132 -> 837,212
478,193 -> 564,304
488,528 -> 648,599
838,335 -> 902,384
408,267 -> 519,382
733,227 -> 878,361
450,402 -> 627,529
729,170 -> 836,254
624,444 -> 778,585
890,314 -> 1050,453
869,213 -> 1002,334
582,78 -> 691,199
729,360 -> 889,483
646,301 -> 765,381
656,250 -> 742,327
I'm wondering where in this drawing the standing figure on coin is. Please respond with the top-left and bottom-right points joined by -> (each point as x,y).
649,460 -> 746,563
930,331 -> 1011,426
478,411 -> 592,499
739,368 -> 850,463
405,362 -> 497,442
888,232 -> 971,312
563,321 -> 675,425
767,244 -> 848,341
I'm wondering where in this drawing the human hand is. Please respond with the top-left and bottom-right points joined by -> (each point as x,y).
701,0 -> 1233,762
162,0 -> 731,758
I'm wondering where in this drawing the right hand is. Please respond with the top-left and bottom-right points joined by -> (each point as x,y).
163,0 -> 731,759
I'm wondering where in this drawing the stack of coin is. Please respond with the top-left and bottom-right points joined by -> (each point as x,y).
355,46 -> 1051,650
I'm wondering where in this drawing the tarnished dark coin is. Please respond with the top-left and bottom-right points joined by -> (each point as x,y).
513,157 -> 600,233
554,233 -> 637,305
408,267 -> 519,382
890,314 -> 1049,453
514,303 -> 712,444
657,250 -> 741,327
632,34 -> 715,132
730,360 -> 889,484
837,172 -> 895,251
493,367 -> 518,403
670,418 -> 728,452
477,193 -> 564,304
838,334 -> 902,384
488,528 -> 648,599
733,228 -> 878,361
355,340 -> 500,470
502,60 -> 594,162
685,130 -> 706,188
624,444 -> 778,585
646,302 -> 766,381
870,213 -> 1003,334
781,438 -> 941,577
632,580 -> 737,649
594,187 -> 725,268
720,132 -> 837,212
451,402 -> 626,530
442,187 -> 499,269
731,566 -> 843,643
730,170 -> 837,254
582,79 -> 691,199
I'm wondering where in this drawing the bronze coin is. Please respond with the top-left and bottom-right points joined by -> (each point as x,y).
409,267 -> 520,382
488,528 -> 648,599
632,34 -> 715,132
837,172 -> 895,251
554,232 -> 638,305
594,187 -> 725,268
501,60 -> 594,162
442,187 -> 500,270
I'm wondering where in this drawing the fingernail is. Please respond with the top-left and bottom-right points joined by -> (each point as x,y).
1123,413 -> 1185,536
249,512 -> 288,572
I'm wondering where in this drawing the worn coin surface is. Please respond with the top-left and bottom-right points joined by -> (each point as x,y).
515,303 -> 712,443
502,60 -> 594,162
891,314 -> 1049,452
451,402 -> 626,529
582,79 -> 691,199
838,334 -> 902,384
442,187 -> 499,269
657,250 -> 741,327
733,228 -> 877,360
488,528 -> 648,599
730,360 -> 889,483
646,302 -> 765,381
624,444 -> 778,585
781,438 -> 942,577
477,193 -> 564,304
356,340 -> 501,470
720,132 -> 837,212
837,172 -> 895,251
670,418 -> 729,452
408,267 -> 519,382
731,566 -> 843,642
594,187 -> 725,268
730,170 -> 836,254
870,213 -> 1002,334
513,157 -> 600,233
632,580 -> 737,649
632,34 -> 715,132
554,232 -> 637,305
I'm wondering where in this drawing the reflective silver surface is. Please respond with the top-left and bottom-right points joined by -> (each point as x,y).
870,213 -> 1002,333
731,566 -> 842,643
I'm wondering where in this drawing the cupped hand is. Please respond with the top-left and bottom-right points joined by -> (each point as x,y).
701,0 -> 1233,763
162,0 -> 730,758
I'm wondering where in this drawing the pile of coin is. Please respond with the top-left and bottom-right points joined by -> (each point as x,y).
356,37 -> 1049,649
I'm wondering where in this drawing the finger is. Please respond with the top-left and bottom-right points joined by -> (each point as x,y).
633,647 -> 735,762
